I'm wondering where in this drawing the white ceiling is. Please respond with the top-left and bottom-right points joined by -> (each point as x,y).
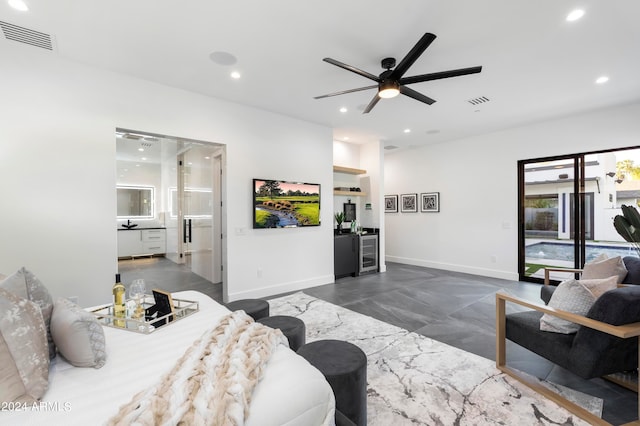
2,1 -> 640,151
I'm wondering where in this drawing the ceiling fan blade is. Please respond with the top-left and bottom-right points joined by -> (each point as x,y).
323,58 -> 380,82
399,66 -> 483,85
363,93 -> 381,114
400,86 -> 436,105
313,85 -> 378,99
390,33 -> 437,80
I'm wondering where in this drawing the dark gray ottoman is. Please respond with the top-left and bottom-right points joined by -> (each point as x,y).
257,315 -> 306,351
225,298 -> 269,321
297,339 -> 367,426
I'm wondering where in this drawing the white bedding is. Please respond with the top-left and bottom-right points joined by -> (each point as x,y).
3,291 -> 335,425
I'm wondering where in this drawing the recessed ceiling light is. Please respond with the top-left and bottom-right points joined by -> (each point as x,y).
230,71 -> 241,79
343,136 -> 349,141
8,0 -> 29,11
204,156 -> 210,160
339,107 -> 347,113
595,76 -> 609,84
403,129 -> 411,133
566,9 -> 585,22
138,148 -> 144,152
141,157 -> 147,161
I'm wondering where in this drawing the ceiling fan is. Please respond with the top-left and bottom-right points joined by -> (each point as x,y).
314,32 -> 482,113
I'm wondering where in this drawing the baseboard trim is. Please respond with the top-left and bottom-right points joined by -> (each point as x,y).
227,274 -> 334,302
385,256 -> 518,281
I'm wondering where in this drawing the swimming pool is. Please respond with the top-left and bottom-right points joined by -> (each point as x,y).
525,242 -> 638,262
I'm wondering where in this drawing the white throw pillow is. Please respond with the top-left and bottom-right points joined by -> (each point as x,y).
577,275 -> 618,298
0,288 -> 49,403
0,267 -> 55,359
540,279 -> 596,334
50,298 -> 107,368
581,255 -> 627,282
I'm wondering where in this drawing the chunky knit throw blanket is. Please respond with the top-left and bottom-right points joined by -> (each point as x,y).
107,311 -> 287,426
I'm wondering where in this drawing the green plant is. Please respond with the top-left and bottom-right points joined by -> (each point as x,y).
334,211 -> 345,228
613,204 -> 640,253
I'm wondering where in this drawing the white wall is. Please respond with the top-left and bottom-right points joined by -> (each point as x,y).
384,102 -> 640,280
0,45 -> 334,306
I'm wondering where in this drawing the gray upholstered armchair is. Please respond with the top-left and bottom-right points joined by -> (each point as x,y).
496,286 -> 640,425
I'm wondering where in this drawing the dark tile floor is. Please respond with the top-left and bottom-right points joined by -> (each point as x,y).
118,256 -> 222,301
118,257 -> 637,425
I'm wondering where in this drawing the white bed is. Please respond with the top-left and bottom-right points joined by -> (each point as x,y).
4,290 -> 335,425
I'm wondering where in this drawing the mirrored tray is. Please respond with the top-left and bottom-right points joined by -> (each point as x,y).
89,295 -> 199,334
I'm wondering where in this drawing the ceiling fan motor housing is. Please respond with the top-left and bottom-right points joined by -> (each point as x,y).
381,57 -> 396,70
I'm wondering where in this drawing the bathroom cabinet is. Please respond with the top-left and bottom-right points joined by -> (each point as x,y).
117,228 -> 166,258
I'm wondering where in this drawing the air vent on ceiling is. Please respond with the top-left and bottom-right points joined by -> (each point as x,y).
384,145 -> 399,150
0,21 -> 54,51
467,96 -> 490,106
140,142 -> 154,147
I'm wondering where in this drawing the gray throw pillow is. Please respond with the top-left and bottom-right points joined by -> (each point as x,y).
1,267 -> 55,359
50,297 -> 107,368
581,255 -> 627,282
540,279 -> 596,334
0,288 -> 49,403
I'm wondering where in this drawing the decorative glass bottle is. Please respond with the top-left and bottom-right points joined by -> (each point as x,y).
112,273 -> 126,327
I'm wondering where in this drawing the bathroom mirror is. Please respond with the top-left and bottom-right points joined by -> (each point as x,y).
117,185 -> 154,218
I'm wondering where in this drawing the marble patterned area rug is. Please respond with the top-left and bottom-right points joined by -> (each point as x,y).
269,292 -> 603,426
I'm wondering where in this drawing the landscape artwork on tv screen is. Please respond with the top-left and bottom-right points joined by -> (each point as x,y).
253,179 -> 321,228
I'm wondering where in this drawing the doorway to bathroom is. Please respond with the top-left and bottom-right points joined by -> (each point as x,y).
116,129 -> 225,294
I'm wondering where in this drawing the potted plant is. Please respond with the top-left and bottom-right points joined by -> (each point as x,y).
613,204 -> 640,255
334,211 -> 345,234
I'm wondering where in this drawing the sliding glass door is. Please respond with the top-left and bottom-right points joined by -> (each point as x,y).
519,147 -> 640,283
519,155 -> 583,282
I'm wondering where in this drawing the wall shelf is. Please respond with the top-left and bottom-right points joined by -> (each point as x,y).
334,190 -> 367,196
333,165 -> 366,175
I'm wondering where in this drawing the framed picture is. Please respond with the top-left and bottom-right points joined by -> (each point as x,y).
421,192 -> 440,212
343,202 -> 356,222
146,289 -> 175,327
401,193 -> 418,213
384,195 -> 398,213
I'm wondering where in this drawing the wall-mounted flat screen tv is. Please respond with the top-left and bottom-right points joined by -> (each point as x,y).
253,179 -> 321,228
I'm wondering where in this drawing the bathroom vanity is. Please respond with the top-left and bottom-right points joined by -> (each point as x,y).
117,228 -> 166,258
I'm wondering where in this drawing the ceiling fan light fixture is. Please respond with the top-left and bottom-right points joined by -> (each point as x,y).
378,80 -> 400,99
